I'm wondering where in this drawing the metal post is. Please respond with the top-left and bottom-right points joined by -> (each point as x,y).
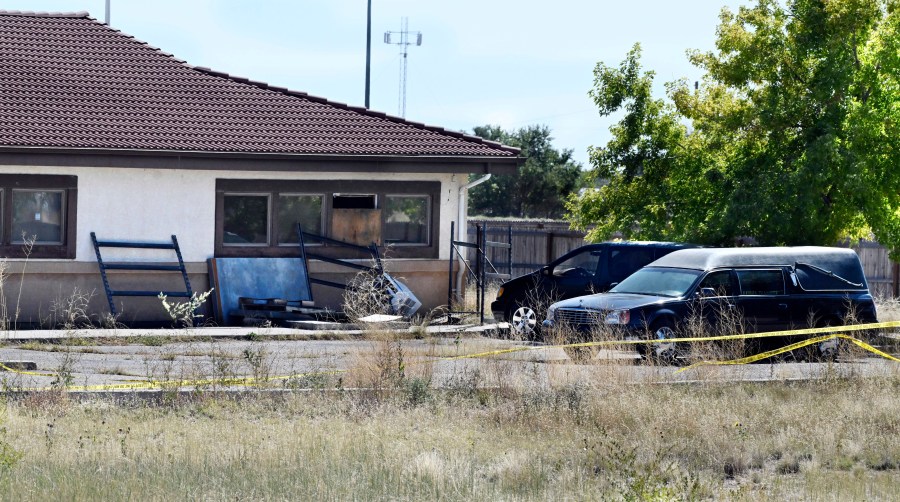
364,0 -> 371,108
893,262 -> 899,298
478,224 -> 485,324
507,225 -> 513,278
448,221 -> 455,313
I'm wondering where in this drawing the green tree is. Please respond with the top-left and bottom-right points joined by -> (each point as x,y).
469,125 -> 585,219
569,0 -> 900,255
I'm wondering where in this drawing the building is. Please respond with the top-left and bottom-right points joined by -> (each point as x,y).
0,11 -> 521,325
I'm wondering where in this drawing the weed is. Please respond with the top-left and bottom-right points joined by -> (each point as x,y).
242,344 -> 272,386
342,270 -> 393,323
48,288 -> 95,330
158,289 -> 213,328
137,335 -> 169,347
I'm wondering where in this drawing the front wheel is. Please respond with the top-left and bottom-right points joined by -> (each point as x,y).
508,304 -> 539,339
643,321 -> 686,366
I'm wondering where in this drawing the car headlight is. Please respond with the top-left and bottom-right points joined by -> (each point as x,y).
495,287 -> 504,299
604,309 -> 631,325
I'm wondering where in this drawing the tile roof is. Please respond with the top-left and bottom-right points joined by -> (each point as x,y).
0,11 -> 519,159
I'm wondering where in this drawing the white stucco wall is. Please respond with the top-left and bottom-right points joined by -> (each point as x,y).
0,165 -> 463,262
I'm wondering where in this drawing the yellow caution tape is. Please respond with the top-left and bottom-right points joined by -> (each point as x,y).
2,321 -> 897,391
15,369 -> 345,393
0,362 -> 58,378
438,320 -> 900,364
677,333 -> 900,373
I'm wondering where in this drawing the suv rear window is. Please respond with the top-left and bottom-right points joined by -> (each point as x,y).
737,269 -> 785,296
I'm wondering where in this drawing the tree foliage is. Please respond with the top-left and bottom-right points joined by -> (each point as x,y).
569,0 -> 900,256
469,125 -> 586,219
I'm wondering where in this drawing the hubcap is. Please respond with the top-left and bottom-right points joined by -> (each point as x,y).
654,326 -> 677,360
511,306 -> 537,335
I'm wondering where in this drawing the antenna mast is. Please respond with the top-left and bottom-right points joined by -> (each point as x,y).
384,17 -> 422,118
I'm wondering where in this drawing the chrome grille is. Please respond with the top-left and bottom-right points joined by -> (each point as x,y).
555,308 -> 603,327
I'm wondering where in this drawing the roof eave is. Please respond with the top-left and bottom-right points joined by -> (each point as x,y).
0,146 -> 524,174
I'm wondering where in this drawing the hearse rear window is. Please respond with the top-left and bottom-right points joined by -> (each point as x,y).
737,269 -> 785,296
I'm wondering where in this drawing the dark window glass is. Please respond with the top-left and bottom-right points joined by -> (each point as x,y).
699,271 -> 736,296
333,194 -> 376,209
737,269 -> 785,296
277,194 -> 323,244
554,249 -> 603,277
384,196 -> 428,245
223,194 -> 269,245
608,248 -> 655,282
12,190 -> 63,244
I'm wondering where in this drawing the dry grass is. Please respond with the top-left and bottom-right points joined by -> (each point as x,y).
0,375 -> 897,500
0,281 -> 896,498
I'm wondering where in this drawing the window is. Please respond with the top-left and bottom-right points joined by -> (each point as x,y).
277,194 -> 323,245
223,194 -> 269,245
384,195 -> 429,245
699,270 -> 736,296
215,179 -> 439,259
333,194 -> 376,209
553,248 -> 603,278
737,269 -> 785,296
608,248 -> 655,283
0,175 -> 76,259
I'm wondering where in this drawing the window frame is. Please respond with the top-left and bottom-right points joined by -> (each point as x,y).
215,179 -> 440,259
0,175 -> 77,259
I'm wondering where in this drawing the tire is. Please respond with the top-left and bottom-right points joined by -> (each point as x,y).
644,321 -> 686,366
812,318 -> 841,362
508,304 -> 540,340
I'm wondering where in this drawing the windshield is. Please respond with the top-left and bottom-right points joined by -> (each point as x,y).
609,267 -> 702,297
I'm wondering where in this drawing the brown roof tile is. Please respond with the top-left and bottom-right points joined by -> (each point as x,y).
0,11 -> 519,159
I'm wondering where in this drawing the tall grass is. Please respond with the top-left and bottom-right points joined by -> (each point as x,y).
1,374 -> 897,500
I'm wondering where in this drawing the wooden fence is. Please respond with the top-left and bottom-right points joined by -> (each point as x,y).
466,220 -> 898,297
850,240 -> 896,298
466,220 -> 589,279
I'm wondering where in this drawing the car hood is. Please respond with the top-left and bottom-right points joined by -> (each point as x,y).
550,293 -> 668,311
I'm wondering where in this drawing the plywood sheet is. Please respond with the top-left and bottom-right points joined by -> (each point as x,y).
331,208 -> 382,246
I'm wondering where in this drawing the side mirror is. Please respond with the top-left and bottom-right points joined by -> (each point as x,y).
541,267 -> 551,276
700,287 -> 717,298
609,282 -> 619,289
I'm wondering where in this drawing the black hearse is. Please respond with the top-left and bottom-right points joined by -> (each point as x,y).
491,241 -> 695,337
542,247 -> 878,363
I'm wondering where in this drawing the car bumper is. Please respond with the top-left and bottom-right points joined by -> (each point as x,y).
490,300 -> 506,322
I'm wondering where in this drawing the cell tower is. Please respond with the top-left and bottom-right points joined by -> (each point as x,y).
384,17 -> 422,118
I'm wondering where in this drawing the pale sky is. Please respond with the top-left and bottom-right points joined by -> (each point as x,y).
3,0 -> 748,167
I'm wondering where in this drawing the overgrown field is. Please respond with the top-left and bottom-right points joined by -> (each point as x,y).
0,375 -> 897,500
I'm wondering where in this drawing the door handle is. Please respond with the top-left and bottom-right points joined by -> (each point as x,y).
778,303 -> 788,310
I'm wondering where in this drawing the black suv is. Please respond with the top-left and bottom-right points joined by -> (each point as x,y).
491,241 -> 695,337
542,247 -> 878,362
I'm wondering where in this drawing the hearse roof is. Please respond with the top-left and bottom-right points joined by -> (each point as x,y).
650,247 -> 867,288
596,241 -> 696,248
